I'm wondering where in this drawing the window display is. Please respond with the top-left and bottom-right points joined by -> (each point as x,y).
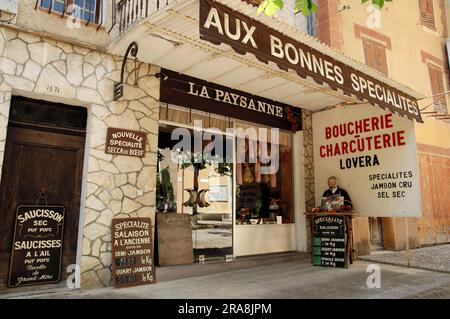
156,104 -> 296,264
234,122 -> 294,225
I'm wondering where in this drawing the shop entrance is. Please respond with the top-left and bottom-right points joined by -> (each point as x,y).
156,121 -> 234,263
0,96 -> 87,290
369,217 -> 384,251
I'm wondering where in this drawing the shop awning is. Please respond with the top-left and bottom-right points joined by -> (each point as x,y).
109,0 -> 424,123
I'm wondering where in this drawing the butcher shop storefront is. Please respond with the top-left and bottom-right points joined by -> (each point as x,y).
0,0 -> 426,293
108,0 -> 424,269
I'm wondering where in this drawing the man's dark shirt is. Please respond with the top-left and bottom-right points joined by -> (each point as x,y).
323,187 -> 352,206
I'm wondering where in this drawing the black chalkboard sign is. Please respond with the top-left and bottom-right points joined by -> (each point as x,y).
8,205 -> 65,287
312,215 -> 348,268
112,217 -> 155,288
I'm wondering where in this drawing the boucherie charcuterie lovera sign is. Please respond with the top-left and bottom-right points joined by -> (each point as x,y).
8,205 -> 65,287
313,105 -> 421,217
199,0 -> 423,123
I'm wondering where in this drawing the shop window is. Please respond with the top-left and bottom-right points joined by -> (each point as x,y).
235,122 -> 294,225
40,0 -> 102,25
157,105 -> 234,260
362,37 -> 389,75
419,0 -> 436,30
427,63 -> 448,113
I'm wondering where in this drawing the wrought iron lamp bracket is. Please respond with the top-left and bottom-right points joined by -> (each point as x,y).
113,41 -> 139,101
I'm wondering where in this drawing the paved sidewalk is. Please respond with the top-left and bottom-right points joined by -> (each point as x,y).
359,244 -> 450,273
2,259 -> 450,299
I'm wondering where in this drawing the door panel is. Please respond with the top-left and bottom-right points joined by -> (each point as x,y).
0,125 -> 85,286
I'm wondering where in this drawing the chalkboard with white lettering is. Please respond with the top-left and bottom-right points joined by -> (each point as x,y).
112,217 -> 155,288
8,205 -> 65,287
312,215 -> 348,268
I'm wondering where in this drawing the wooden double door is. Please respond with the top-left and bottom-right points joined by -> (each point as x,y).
0,97 -> 86,287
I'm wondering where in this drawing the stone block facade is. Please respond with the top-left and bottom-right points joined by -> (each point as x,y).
0,26 -> 160,289
302,110 -> 314,253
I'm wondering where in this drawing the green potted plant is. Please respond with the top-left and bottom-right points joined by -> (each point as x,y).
156,167 -> 176,212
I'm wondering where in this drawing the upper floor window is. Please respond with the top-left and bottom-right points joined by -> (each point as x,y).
427,63 -> 448,114
362,37 -> 389,75
39,0 -> 102,25
419,0 -> 436,30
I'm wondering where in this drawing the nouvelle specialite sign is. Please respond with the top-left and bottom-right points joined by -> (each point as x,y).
8,205 -> 65,287
105,128 -> 147,158
199,0 -> 422,123
112,218 -> 155,288
312,215 -> 347,268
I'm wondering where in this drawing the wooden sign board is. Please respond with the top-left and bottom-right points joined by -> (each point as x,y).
112,217 -> 155,288
157,213 -> 194,266
105,127 -> 147,158
199,0 -> 422,123
312,215 -> 348,268
8,205 -> 65,287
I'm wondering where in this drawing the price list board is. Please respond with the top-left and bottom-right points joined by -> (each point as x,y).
312,215 -> 348,269
112,217 -> 155,288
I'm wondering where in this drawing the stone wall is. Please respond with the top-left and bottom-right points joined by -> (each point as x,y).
302,110 -> 314,252
0,26 -> 160,289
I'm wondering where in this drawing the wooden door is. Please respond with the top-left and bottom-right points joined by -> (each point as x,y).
0,125 -> 86,286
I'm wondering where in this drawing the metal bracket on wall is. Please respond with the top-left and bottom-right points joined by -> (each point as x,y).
113,41 -> 139,101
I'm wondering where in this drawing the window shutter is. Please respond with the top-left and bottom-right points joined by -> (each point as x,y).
374,44 -> 388,75
363,38 -> 388,75
419,0 -> 436,30
244,0 -> 263,6
428,64 -> 448,113
363,39 -> 375,69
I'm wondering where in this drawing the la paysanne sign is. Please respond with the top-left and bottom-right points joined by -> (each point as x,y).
199,0 -> 423,123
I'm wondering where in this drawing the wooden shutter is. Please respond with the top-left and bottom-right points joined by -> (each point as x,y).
428,64 -> 448,113
363,38 -> 388,75
244,0 -> 263,6
419,0 -> 436,30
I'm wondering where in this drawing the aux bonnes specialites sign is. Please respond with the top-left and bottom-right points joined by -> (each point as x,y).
313,104 -> 421,218
105,128 -> 147,158
199,0 -> 422,123
112,218 -> 155,288
312,215 -> 347,268
8,205 -> 65,287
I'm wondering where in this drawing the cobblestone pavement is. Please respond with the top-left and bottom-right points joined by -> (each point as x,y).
2,259 -> 450,299
359,244 -> 450,273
